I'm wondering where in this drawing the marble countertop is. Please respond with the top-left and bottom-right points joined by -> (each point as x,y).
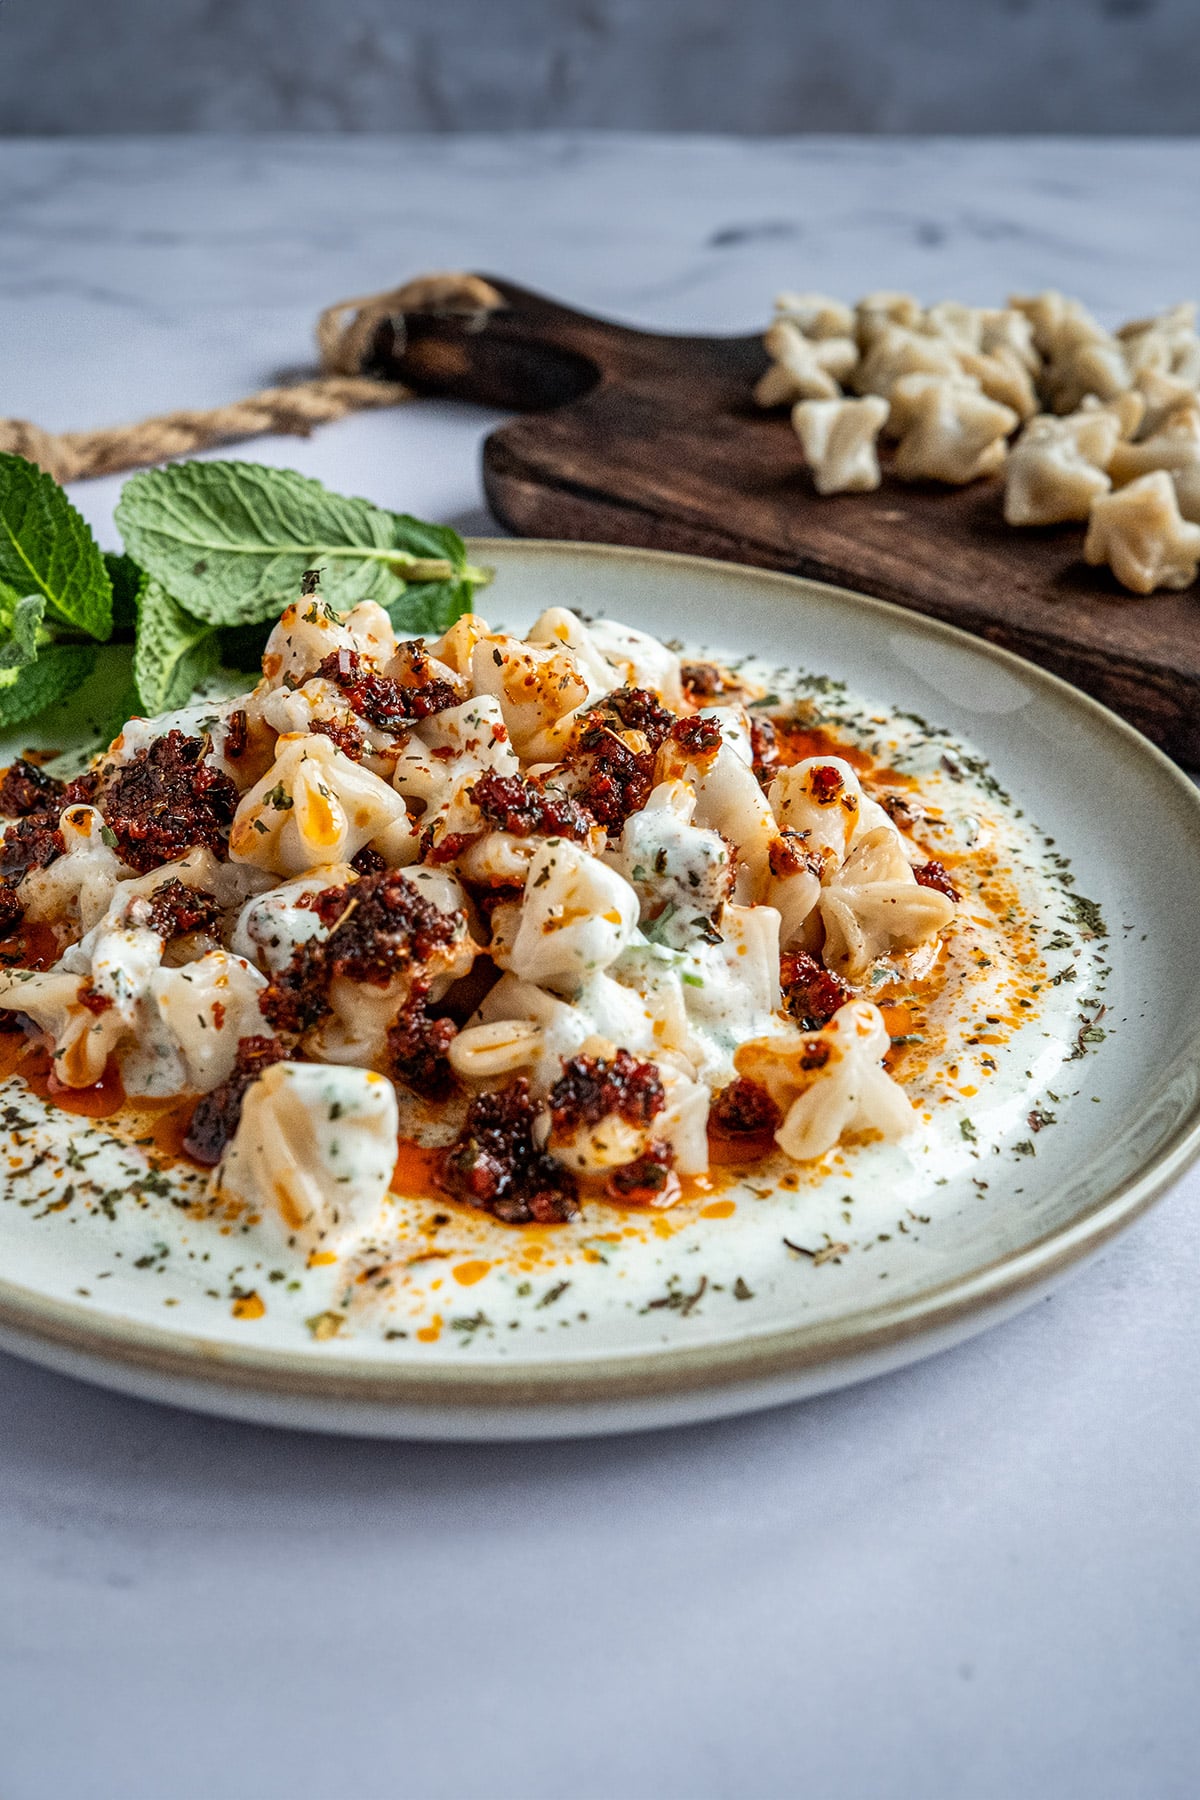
1,135 -> 1198,1800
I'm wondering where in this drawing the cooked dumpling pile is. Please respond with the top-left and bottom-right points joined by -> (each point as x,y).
757,288 -> 1200,593
0,597 -> 962,1255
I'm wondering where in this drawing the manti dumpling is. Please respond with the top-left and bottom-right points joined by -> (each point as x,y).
1134,367 -> 1200,438
889,375 -> 1018,484
1043,336 -> 1132,415
230,733 -> 417,876
584,616 -> 686,709
212,1062 -> 399,1258
0,961 -> 139,1089
1109,404 -> 1200,524
792,396 -> 889,496
461,970 -> 656,1091
766,755 -> 876,947
231,865 -> 356,973
1084,470 -> 1200,594
525,607 -> 623,701
258,596 -> 396,691
55,844 -> 269,969
608,779 -> 732,950
656,708 -> 776,899
754,320 -> 859,407
130,951 -> 269,1098
768,755 -> 897,867
1117,301 -> 1200,385
107,695 -> 270,792
766,753 -> 906,953
855,291 -> 924,346
15,804 -> 133,936
773,291 -> 855,341
956,321 -> 1040,420
391,694 -> 519,819
853,324 -> 962,400
490,838 -> 640,993
668,902 -> 783,1083
736,1001 -> 915,1162
1004,408 -> 1118,526
470,631 -> 595,762
818,827 -> 956,980
0,918 -> 266,1096
1010,290 -> 1131,413
542,1037 -> 709,1183
254,675 -> 399,776
452,986 -> 709,1181
313,868 -> 475,1071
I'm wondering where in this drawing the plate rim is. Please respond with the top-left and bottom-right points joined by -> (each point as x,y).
3,536 -> 1200,1413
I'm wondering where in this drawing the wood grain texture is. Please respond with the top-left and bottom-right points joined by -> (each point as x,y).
372,277 -> 1200,763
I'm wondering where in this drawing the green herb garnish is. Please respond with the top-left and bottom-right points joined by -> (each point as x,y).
0,453 -> 491,742
114,460 -> 488,631
133,575 -> 221,715
0,452 -> 113,641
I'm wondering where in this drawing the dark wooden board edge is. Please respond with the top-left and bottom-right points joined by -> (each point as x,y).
484,439 -> 1200,765
370,275 -> 1200,766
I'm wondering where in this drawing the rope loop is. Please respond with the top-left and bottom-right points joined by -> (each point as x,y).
0,272 -> 504,484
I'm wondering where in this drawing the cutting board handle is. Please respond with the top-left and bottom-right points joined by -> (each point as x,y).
367,275 -> 605,412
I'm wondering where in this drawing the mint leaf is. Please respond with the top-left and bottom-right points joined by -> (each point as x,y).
133,576 -> 221,716
0,594 -> 47,673
0,644 -> 97,730
93,672 -> 142,748
0,453 -> 113,641
115,461 -> 486,628
388,575 -> 479,637
390,514 -> 471,568
104,551 -> 143,636
0,576 -> 22,632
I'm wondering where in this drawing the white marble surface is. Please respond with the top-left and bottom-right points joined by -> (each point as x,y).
1,135 -> 1199,1800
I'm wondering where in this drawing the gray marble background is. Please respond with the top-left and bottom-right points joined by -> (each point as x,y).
2,0 -> 1199,134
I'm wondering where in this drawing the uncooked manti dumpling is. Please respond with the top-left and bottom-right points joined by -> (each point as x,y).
754,320 -> 859,407
1084,471 -> 1200,594
792,395 -> 889,495
1108,404 -> 1200,524
1004,407 -> 1120,526
890,375 -> 1018,484
773,291 -> 855,340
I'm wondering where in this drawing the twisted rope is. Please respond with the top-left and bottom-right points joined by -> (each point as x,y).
0,272 -> 503,484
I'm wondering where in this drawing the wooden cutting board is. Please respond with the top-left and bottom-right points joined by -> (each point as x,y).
371,276 -> 1200,764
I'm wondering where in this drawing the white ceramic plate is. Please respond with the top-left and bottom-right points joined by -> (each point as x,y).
2,539 -> 1199,1439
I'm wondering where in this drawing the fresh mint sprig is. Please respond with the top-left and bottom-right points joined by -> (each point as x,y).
115,461 -> 489,629
0,593 -> 47,674
0,452 -> 113,641
0,644 -> 97,730
103,551 -> 144,634
0,454 -> 491,744
133,576 -> 221,716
